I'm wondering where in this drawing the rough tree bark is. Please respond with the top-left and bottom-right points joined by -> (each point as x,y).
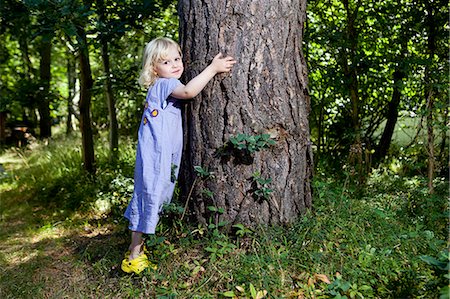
179,0 -> 313,228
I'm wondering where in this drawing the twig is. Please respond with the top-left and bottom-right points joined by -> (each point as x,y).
180,177 -> 198,221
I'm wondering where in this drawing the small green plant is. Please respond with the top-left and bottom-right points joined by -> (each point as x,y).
327,273 -> 373,299
194,165 -> 215,179
222,283 -> 268,299
251,171 -> 273,200
181,165 -> 215,221
420,250 -> 450,299
204,239 -> 236,262
159,201 -> 186,234
232,223 -> 253,237
229,133 -> 275,154
207,205 -> 228,233
170,163 -> 178,182
217,133 -> 276,164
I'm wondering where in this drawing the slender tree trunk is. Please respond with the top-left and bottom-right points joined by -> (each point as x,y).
374,69 -> 405,163
424,0 -> 437,194
342,0 -> 363,181
317,104 -> 324,158
426,90 -> 434,193
77,27 -> 95,174
374,37 -> 408,164
38,38 -> 52,138
66,55 -> 76,135
179,0 -> 313,228
98,0 -> 119,163
438,106 -> 447,163
18,36 -> 34,80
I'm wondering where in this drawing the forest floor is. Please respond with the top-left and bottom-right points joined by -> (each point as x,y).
0,138 -> 448,299
0,149 -> 131,298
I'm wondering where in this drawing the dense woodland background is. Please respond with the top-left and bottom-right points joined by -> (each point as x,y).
0,0 -> 448,298
0,0 -> 448,181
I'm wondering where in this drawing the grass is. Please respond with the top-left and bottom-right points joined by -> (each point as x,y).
0,132 -> 448,298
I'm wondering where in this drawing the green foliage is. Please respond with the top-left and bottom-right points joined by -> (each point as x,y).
327,273 -> 373,299
232,224 -> 253,238
222,283 -> 267,299
217,133 -> 276,165
0,0 -> 179,138
250,171 -> 273,201
205,238 -> 236,262
306,0 -> 448,170
1,136 -> 448,298
420,250 -> 450,299
228,133 -> 276,154
194,165 -> 215,179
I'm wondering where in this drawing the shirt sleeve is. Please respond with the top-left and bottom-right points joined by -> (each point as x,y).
150,78 -> 182,108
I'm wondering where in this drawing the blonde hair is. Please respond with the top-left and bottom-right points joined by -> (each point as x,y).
138,37 -> 182,89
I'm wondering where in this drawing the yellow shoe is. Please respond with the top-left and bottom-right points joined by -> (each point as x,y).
121,253 -> 150,274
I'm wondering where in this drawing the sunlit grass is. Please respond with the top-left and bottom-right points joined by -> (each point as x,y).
0,132 -> 448,298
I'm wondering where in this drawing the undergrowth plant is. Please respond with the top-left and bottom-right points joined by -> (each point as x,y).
217,133 -> 276,165
250,171 -> 273,201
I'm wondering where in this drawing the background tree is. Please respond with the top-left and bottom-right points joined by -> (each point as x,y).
179,0 -> 313,227
94,0 -> 175,162
305,0 -> 448,180
97,0 -> 119,163
0,0 -> 39,134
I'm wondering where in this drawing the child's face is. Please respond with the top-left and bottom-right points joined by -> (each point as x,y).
154,46 -> 184,79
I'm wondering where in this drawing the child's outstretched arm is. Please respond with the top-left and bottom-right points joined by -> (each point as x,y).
171,53 -> 236,99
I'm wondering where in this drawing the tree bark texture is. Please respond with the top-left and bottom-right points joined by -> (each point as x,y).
179,0 -> 313,227
77,27 -> 96,174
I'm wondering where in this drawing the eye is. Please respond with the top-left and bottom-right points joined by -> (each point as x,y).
175,57 -> 181,62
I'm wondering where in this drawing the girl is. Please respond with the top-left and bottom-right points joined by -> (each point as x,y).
121,37 -> 236,274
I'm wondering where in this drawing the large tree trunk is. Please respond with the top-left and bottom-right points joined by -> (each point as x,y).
179,0 -> 313,228
77,27 -> 95,174
38,38 -> 52,138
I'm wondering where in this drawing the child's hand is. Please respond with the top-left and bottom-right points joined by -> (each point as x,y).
210,53 -> 237,73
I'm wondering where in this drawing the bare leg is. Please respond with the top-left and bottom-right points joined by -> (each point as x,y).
129,231 -> 143,260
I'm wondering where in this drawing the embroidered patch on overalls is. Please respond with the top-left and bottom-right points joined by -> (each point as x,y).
143,117 -> 148,125
151,109 -> 159,117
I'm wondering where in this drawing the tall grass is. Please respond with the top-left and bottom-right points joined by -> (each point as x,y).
0,133 -> 448,298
